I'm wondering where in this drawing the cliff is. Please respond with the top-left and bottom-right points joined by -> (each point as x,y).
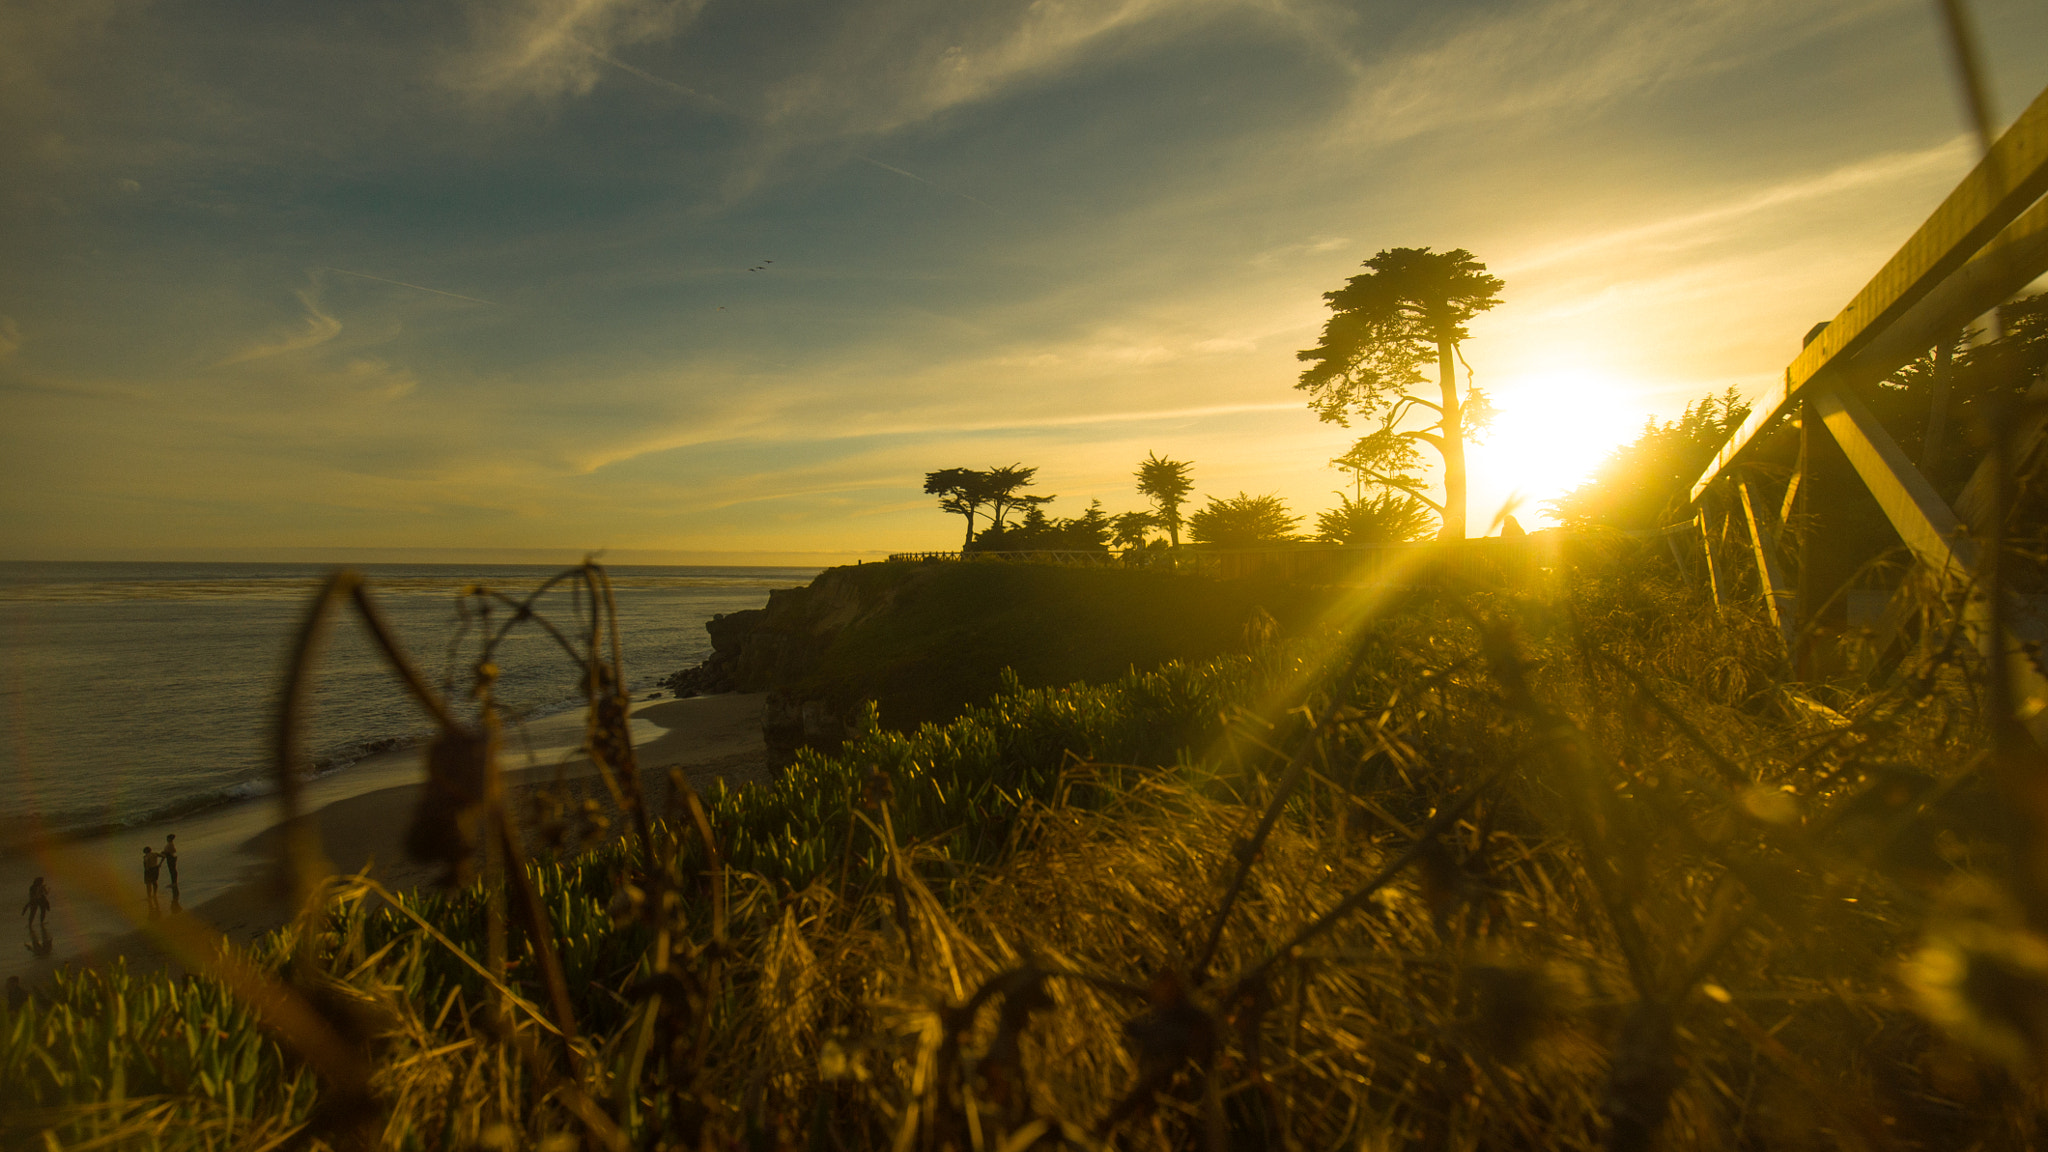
665,560 -> 1314,759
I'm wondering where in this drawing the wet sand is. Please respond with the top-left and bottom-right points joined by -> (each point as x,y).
2,693 -> 768,985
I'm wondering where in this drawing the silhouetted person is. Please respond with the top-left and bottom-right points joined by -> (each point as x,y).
6,975 -> 25,1012
22,876 -> 49,930
163,833 -> 179,892
142,846 -> 162,912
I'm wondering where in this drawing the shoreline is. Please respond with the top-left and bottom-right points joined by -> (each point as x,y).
4,692 -> 769,987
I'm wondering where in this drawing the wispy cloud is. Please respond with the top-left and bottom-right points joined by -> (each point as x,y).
446,0 -> 708,103
214,290 -> 342,367
1498,137 -> 1970,277
856,155 -> 1006,214
1250,236 -> 1351,267
322,267 -> 502,307
1330,0 -> 1897,145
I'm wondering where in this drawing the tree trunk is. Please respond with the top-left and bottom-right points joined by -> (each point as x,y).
1436,336 -> 1466,540
1166,514 -> 1180,548
962,510 -> 976,549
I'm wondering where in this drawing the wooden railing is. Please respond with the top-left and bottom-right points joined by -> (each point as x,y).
1685,78 -> 2048,737
885,550 -> 1116,564
885,538 -> 1569,587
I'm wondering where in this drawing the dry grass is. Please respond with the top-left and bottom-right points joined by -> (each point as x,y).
6,547 -> 2048,1150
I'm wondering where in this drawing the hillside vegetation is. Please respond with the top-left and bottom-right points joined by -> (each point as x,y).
794,562 -> 1320,725
6,546 -> 2043,1150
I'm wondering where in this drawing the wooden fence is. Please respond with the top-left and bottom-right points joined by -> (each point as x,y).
1687,78 -> 2048,738
886,537 -> 1568,589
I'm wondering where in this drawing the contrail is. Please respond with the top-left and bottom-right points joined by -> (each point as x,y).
580,41 -> 730,110
856,155 -> 1006,215
322,268 -> 499,306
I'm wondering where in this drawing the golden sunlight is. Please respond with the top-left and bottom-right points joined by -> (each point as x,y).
1468,369 -> 1651,530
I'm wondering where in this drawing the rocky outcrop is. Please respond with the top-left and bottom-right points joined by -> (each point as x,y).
661,608 -> 765,696
663,565 -> 914,760
664,558 -> 1310,766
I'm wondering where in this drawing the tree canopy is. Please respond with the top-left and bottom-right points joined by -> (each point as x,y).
1134,453 -> 1195,547
924,464 -> 1052,547
1110,510 -> 1158,551
1314,492 -> 1437,545
923,467 -> 998,548
1297,247 -> 1504,540
1189,492 -> 1303,548
1548,391 -> 1750,532
970,499 -> 1115,553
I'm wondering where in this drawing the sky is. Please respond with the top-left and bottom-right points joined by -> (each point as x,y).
3,0 -> 2046,564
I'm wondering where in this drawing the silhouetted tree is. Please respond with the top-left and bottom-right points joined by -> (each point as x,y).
1548,390 -> 1750,532
984,464 -> 1047,531
1066,500 -> 1112,549
1189,493 -> 1303,547
1315,492 -> 1437,545
924,467 -> 998,547
969,498 -> 1116,554
1110,510 -> 1158,550
1135,453 -> 1194,547
1298,247 -> 1504,540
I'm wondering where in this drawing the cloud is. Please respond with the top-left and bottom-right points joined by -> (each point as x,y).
214,290 -> 342,366
760,0 -> 1195,134
446,0 -> 707,103
322,267 -> 501,307
1251,236 -> 1351,267
1330,0 -> 1897,145
1498,137 -> 1971,277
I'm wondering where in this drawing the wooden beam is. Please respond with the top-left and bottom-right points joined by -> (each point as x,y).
1852,194 -> 2048,398
1810,384 -> 2048,739
1693,82 -> 2048,502
1778,424 -> 1806,527
1738,479 -> 1797,655
1696,510 -> 1723,610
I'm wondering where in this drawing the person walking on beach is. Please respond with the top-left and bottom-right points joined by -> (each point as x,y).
6,975 -> 25,1013
142,846 -> 162,912
21,877 -> 49,930
162,833 -> 179,893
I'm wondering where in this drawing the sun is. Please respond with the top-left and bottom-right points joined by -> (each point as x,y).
1466,370 -> 1650,530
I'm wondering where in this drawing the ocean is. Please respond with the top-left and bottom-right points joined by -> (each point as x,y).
0,562 -> 817,843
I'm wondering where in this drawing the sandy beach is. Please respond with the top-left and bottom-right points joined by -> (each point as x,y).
1,692 -> 768,987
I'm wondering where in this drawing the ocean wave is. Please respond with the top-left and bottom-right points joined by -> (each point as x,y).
10,729 -> 436,845
3,682 -> 659,848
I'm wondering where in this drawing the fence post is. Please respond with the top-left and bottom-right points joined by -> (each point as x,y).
1695,508 -> 1723,610
1739,479 -> 1797,656
1810,384 -> 2048,742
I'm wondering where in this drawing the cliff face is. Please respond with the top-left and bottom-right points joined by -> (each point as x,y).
666,565 -> 917,754
667,560 -> 1313,761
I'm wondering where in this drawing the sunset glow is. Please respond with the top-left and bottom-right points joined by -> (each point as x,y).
2,2 -> 2045,555
1469,370 -> 1655,530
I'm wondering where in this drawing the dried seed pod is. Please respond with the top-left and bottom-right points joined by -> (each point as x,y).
861,766 -> 894,810
1600,999 -> 1681,1152
1101,972 -> 1217,1134
403,724 -> 492,884
1417,836 -> 1463,931
977,968 -> 1055,1123
1464,962 -> 1560,1062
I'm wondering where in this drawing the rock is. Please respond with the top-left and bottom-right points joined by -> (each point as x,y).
662,567 -> 913,756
